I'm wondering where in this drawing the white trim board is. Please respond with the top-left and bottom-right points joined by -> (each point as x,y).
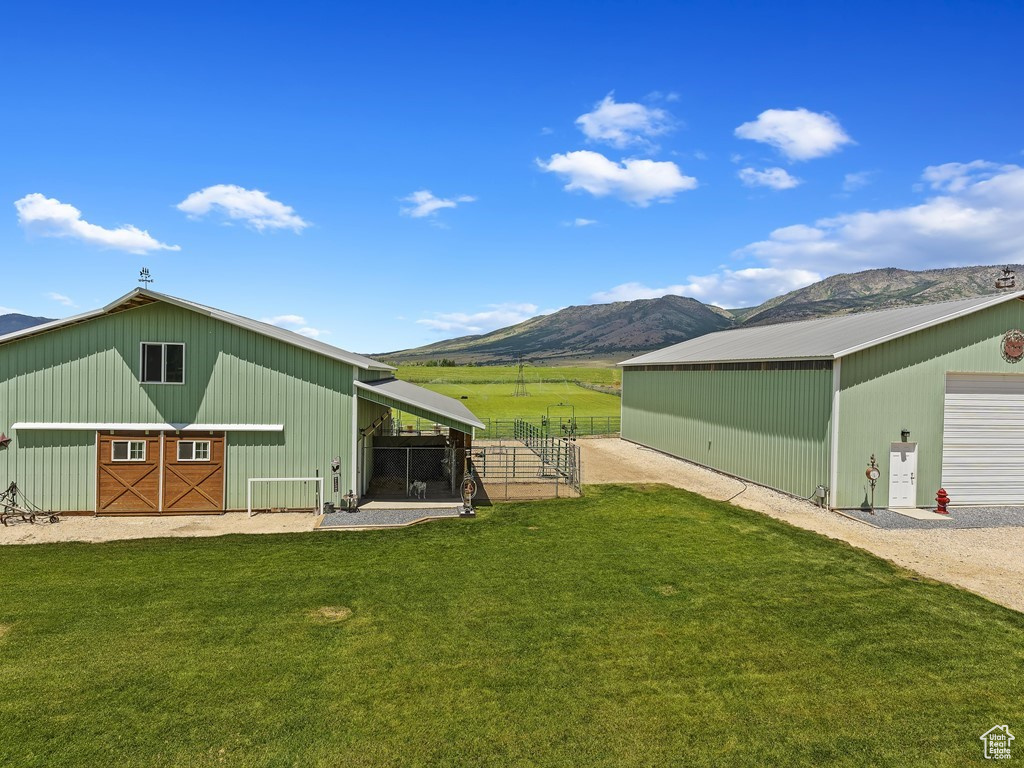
12,422 -> 283,432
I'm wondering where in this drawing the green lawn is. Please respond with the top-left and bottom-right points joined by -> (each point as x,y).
1,486 -> 1022,767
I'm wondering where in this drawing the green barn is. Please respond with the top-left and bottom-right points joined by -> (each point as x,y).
621,292 -> 1024,510
0,288 -> 483,515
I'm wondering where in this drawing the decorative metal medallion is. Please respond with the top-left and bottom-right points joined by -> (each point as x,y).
1002,329 -> 1024,363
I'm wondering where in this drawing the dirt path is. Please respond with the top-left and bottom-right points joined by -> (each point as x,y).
581,437 -> 1024,613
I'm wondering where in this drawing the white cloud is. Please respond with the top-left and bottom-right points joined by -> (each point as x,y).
262,314 -> 306,326
735,108 -> 853,161
645,90 -> 681,103
14,193 -> 180,254
0,306 -> 21,315
591,267 -> 820,308
261,314 -> 328,339
538,150 -> 697,206
563,218 -> 598,227
738,160 -> 1024,272
842,171 -> 876,192
738,167 -> 802,190
920,160 -> 1013,193
400,190 -> 476,219
46,292 -> 77,307
575,93 -> 674,149
417,303 -> 556,335
177,185 -> 309,232
590,159 -> 1024,308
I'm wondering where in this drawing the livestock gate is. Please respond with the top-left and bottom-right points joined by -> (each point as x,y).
470,419 -> 581,501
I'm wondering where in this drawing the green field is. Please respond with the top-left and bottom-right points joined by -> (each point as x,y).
396,365 -> 621,424
1,486 -> 1023,767
396,365 -> 622,388
405,381 -> 620,424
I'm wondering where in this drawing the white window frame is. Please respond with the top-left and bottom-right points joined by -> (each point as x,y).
111,439 -> 147,462
140,342 -> 186,385
177,440 -> 212,462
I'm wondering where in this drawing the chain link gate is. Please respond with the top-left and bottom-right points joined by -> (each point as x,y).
364,445 -> 457,501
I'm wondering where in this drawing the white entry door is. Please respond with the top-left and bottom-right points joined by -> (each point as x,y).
888,443 -> 918,508
942,373 -> 1024,505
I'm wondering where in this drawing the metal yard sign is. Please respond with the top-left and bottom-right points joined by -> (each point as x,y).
1001,329 -> 1024,363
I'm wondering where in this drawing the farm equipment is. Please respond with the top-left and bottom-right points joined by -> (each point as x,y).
0,482 -> 59,525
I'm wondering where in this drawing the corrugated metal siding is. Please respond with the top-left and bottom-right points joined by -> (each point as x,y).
836,298 -> 1024,507
356,398 -> 390,496
621,367 -> 832,498
357,369 -> 395,382
0,302 -> 356,511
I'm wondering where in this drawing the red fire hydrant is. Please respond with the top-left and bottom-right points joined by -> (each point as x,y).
935,488 -> 950,514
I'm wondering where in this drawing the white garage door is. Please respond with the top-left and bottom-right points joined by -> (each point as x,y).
942,373 -> 1024,505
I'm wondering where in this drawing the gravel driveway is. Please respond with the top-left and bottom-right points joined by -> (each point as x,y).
581,437 -> 1024,613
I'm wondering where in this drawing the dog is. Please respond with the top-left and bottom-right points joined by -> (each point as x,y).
408,480 -> 427,499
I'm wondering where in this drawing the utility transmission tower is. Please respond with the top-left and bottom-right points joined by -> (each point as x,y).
512,356 -> 529,397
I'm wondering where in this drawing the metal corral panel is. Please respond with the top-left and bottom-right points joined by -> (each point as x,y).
0,301 -> 356,511
836,297 -> 1024,508
621,366 -> 832,498
941,373 -> 1024,505
621,292 -> 1024,365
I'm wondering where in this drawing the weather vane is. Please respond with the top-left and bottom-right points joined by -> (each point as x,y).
996,266 -> 1016,290
138,267 -> 154,287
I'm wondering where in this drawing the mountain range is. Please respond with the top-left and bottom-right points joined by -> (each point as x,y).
0,313 -> 53,336
380,264 -> 1023,364
2,265 -> 1018,364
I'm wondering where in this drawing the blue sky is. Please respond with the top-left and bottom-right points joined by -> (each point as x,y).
3,0 -> 1023,353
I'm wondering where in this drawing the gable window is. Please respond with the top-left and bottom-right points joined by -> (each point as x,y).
177,440 -> 211,461
111,440 -> 146,462
141,343 -> 185,384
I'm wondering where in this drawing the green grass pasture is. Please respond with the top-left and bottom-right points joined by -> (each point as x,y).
408,381 -> 620,422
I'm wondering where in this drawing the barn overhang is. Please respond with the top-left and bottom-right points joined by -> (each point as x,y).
354,379 -> 484,435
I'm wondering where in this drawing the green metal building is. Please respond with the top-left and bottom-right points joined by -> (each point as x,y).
621,292 -> 1024,509
0,289 -> 483,514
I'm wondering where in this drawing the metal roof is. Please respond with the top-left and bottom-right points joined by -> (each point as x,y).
355,378 -> 486,431
621,291 -> 1024,366
0,288 -> 394,372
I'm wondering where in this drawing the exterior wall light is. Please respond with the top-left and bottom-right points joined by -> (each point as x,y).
901,429 -> 911,442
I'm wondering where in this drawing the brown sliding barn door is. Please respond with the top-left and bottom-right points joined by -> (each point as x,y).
162,433 -> 225,512
97,433 -> 161,513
